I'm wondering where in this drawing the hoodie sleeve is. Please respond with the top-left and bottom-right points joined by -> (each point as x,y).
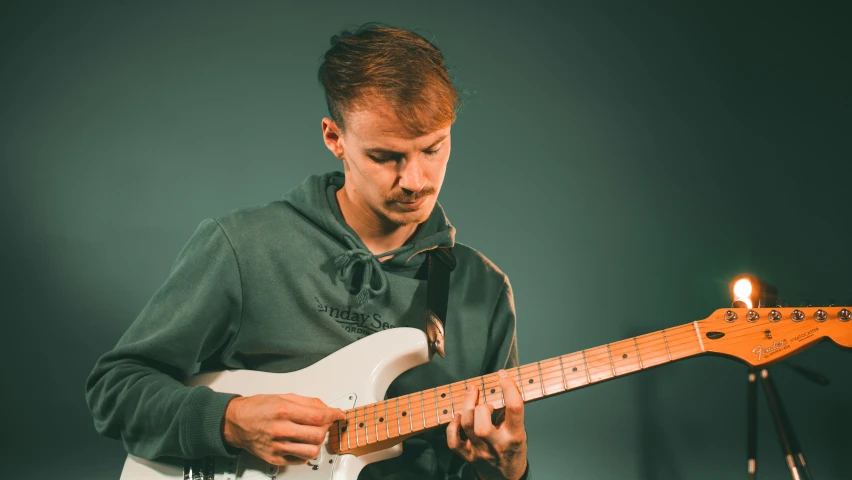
85,218 -> 243,459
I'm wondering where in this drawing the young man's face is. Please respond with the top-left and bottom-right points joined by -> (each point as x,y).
322,98 -> 452,228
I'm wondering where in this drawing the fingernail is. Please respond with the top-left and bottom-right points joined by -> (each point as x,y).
498,369 -> 507,378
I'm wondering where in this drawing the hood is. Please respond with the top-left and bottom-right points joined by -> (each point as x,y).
282,171 -> 455,305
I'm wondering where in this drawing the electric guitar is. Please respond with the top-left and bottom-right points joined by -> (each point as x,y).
119,306 -> 852,479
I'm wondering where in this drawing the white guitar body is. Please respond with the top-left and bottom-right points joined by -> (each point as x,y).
119,327 -> 431,480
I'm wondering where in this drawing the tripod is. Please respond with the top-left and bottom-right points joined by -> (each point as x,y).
746,362 -> 829,480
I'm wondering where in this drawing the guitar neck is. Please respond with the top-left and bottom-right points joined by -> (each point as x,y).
331,321 -> 706,453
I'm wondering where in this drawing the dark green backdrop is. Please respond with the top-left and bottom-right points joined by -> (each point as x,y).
2,1 -> 850,478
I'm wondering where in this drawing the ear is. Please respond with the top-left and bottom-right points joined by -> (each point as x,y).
321,118 -> 345,160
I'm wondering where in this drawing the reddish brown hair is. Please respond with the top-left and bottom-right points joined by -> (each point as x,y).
317,23 -> 464,136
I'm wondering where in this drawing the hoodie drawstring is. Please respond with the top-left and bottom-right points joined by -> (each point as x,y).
334,235 -> 416,306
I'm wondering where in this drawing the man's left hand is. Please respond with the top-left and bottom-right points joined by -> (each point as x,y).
446,369 -> 528,480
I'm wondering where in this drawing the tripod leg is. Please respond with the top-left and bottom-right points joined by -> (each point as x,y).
748,368 -> 757,479
760,369 -> 814,480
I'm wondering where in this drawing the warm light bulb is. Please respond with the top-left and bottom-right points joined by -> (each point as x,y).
733,278 -> 753,299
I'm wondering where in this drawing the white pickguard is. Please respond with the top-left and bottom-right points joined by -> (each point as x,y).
119,327 -> 431,480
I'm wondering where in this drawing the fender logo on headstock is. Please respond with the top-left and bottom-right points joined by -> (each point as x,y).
752,340 -> 789,361
751,327 -> 820,361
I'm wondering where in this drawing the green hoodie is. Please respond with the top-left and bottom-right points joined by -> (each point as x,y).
86,171 -> 523,479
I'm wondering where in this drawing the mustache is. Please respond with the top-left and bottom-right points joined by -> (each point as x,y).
387,187 -> 436,202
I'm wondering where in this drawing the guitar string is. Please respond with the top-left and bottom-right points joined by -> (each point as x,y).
330,317 -> 833,446
337,315 -> 825,427
329,317 -> 838,446
329,317 -> 836,446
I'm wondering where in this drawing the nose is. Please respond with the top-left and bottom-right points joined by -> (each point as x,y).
397,157 -> 425,193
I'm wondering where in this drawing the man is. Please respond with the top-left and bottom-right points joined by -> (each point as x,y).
86,23 -> 530,480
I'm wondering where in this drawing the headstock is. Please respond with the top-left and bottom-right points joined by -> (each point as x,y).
698,306 -> 852,366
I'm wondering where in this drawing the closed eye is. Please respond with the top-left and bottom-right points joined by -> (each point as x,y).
369,147 -> 441,163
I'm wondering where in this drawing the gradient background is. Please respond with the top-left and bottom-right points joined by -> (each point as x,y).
2,1 -> 850,478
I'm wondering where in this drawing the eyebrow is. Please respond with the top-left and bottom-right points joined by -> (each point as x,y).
363,135 -> 448,155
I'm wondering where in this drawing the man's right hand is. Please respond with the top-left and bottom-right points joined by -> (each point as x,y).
223,393 -> 345,466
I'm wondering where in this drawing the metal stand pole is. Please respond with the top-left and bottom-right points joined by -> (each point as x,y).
747,367 -> 757,479
759,368 -> 814,480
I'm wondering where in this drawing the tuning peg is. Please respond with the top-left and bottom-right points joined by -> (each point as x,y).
791,309 -> 805,322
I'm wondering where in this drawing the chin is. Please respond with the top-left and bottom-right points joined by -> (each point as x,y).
390,214 -> 428,227
385,209 -> 431,227
383,200 -> 434,227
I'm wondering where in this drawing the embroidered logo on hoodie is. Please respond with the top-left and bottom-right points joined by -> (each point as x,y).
315,296 -> 395,338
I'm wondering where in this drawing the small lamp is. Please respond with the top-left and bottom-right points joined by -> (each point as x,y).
729,275 -> 778,309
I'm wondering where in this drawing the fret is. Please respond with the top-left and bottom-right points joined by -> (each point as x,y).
434,387 -> 440,425
581,350 -> 591,384
558,355 -> 569,390
481,377 -> 500,407
585,345 -> 615,383
355,408 -> 360,447
365,406 -> 370,444
407,394 -> 413,433
515,364 -> 545,401
667,325 -> 702,360
374,404 -> 379,443
449,382 -> 456,418
480,376 -> 487,403
514,367 -> 524,401
562,352 -> 586,389
345,409 -> 351,450
337,417 -> 342,452
635,332 -> 670,368
419,391 -> 426,429
536,362 -> 545,396
395,397 -> 401,437
633,337 -> 644,369
384,400 -> 390,439
662,329 -> 673,361
606,344 -> 616,376
437,386 -> 449,423
609,339 -> 642,376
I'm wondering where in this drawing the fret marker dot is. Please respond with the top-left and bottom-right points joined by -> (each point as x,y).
529,379 -> 534,384
443,409 -> 448,414
379,417 -> 384,422
572,367 -> 578,372
341,427 -> 347,432
622,354 -> 628,359
441,393 -> 446,398
359,422 -> 364,428
402,412 -> 407,417
491,388 -> 495,394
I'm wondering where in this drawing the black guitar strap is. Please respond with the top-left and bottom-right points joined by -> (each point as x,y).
425,246 -> 456,359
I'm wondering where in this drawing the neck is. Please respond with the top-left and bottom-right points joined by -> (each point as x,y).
329,321 -> 708,455
336,187 -> 419,256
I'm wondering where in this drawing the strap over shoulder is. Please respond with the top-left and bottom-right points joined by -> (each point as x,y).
426,246 -> 454,358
